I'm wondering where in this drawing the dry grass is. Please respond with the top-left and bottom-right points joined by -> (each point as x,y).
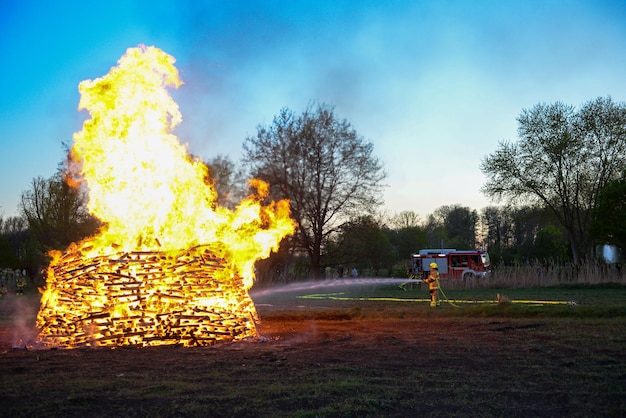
444,262 -> 626,290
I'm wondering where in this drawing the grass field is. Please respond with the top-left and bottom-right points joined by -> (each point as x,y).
0,281 -> 624,417
252,278 -> 626,319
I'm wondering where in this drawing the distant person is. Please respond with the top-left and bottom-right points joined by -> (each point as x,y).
0,274 -> 7,298
423,262 -> 440,307
350,267 -> 358,278
16,270 -> 26,296
325,266 -> 332,279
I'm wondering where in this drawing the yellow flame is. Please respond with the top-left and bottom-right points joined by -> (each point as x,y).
66,45 -> 294,288
36,45 -> 296,348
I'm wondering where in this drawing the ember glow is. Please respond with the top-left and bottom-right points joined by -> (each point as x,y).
36,45 -> 295,348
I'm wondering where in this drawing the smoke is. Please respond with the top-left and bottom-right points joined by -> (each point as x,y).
0,294 -> 39,349
275,320 -> 319,346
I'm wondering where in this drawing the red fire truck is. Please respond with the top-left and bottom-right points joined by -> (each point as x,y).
410,249 -> 491,281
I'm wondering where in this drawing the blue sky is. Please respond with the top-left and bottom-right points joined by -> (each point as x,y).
1,0 -> 625,220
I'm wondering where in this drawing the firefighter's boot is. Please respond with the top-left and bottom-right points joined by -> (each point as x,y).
430,290 -> 438,307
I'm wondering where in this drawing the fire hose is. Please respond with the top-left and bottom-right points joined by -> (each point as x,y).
434,277 -> 460,308
399,276 -> 460,307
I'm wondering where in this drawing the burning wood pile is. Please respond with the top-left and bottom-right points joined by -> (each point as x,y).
35,45 -> 295,349
38,245 -> 258,348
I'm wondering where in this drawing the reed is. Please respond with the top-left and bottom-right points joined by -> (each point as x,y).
443,260 -> 625,290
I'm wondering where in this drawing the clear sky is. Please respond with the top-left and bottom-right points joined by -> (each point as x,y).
1,0 -> 625,220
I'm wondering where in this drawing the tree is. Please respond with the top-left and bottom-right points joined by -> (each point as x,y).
390,210 -> 421,229
0,216 -> 31,271
481,97 -> 626,264
480,205 -> 568,265
441,205 -> 478,249
393,225 -> 428,260
385,211 -> 426,265
480,206 -> 514,258
204,154 -> 246,209
20,173 -> 100,258
590,171 -> 626,250
332,215 -> 394,276
425,204 -> 478,249
243,103 -> 386,278
534,225 -> 569,262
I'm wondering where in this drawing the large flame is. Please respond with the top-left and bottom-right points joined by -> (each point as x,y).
36,45 -> 295,348
71,45 -> 294,286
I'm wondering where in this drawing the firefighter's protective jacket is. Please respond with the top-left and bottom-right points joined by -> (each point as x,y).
424,269 -> 439,289
16,275 -> 26,287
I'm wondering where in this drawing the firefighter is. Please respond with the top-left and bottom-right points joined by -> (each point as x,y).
424,262 -> 440,307
15,270 -> 26,296
0,272 -> 7,298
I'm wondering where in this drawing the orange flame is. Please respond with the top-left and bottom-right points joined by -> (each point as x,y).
71,45 -> 294,287
36,45 -> 295,347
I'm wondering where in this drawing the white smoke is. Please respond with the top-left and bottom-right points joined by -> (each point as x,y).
0,294 -> 39,349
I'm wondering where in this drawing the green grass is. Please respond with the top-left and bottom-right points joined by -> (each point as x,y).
252,281 -> 626,320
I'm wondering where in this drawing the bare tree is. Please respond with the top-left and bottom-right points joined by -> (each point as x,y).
481,97 -> 626,263
242,103 -> 386,278
204,154 -> 246,209
20,173 -> 99,254
390,210 -> 421,229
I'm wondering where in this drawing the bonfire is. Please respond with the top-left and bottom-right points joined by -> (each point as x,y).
36,45 -> 295,348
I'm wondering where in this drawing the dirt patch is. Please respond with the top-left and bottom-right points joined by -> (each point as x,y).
1,308 -> 624,417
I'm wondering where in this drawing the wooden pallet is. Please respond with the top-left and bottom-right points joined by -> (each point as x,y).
37,245 -> 259,348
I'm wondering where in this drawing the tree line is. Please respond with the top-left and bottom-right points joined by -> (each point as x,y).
1,98 -> 624,283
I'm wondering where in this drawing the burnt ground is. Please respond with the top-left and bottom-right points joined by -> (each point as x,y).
0,293 -> 624,417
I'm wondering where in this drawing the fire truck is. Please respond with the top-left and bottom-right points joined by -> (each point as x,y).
410,249 -> 491,281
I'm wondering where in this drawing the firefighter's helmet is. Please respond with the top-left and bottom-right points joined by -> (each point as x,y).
429,262 -> 438,269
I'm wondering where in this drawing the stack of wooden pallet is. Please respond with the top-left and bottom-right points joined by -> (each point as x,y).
37,244 -> 259,348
